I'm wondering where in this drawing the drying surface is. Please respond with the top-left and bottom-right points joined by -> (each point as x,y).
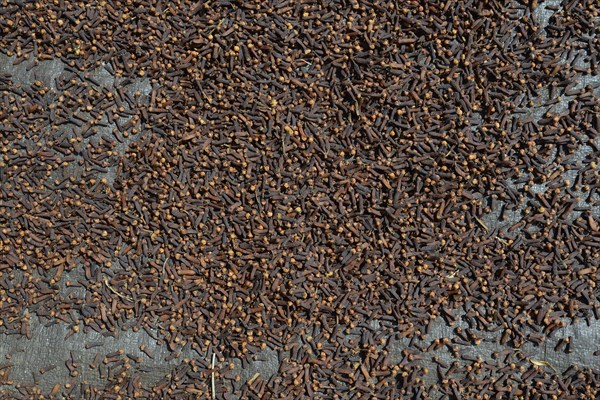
0,0 -> 600,398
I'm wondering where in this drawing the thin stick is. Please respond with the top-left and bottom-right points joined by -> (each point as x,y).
474,216 -> 489,233
162,257 -> 168,279
211,353 -> 216,399
496,237 -> 509,245
530,359 -> 558,374
103,277 -> 133,302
